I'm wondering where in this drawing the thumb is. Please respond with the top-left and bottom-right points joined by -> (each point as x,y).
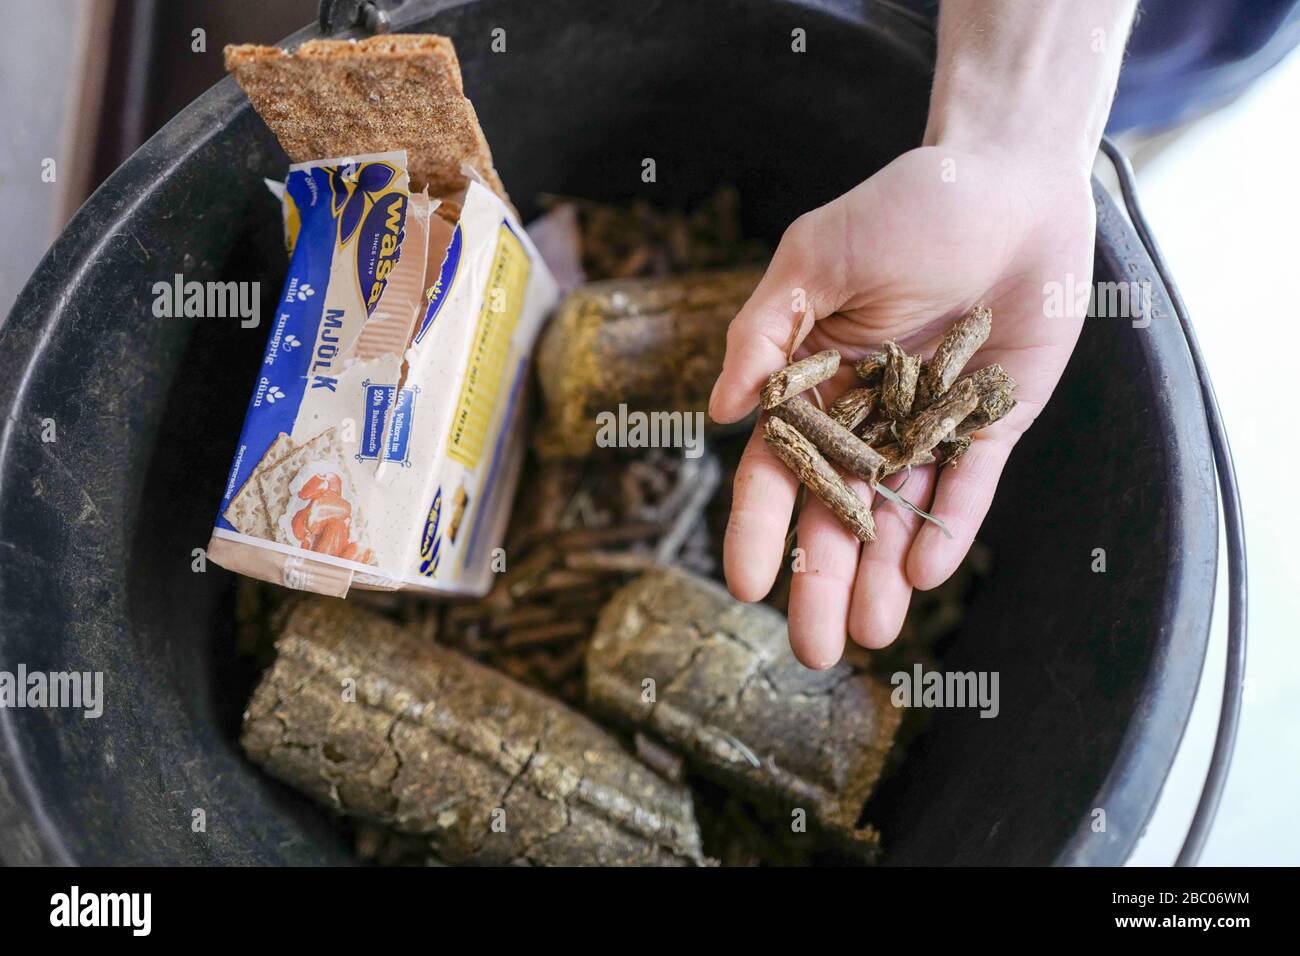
708,214 -> 839,423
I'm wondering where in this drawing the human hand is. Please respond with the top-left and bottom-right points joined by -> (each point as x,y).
708,143 -> 1096,667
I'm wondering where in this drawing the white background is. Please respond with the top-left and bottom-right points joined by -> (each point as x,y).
1119,46 -> 1300,866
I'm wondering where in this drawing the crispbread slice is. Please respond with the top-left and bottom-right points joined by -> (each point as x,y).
256,427 -> 341,542
224,486 -> 272,539
223,432 -> 295,538
224,34 -> 511,209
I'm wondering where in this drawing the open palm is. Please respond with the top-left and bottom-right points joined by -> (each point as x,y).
709,145 -> 1096,668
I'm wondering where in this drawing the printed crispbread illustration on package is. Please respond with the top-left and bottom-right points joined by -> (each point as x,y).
222,431 -> 293,539
208,36 -> 558,599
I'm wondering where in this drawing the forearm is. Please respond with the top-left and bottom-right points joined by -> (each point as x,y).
924,0 -> 1137,174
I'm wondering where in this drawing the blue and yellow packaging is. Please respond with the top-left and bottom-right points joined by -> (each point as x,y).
208,149 -> 558,597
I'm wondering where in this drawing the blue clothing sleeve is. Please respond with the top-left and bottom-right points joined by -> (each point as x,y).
890,0 -> 1300,133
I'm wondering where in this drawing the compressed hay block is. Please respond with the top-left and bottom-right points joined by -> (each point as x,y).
243,599 -> 705,866
586,568 -> 900,856
534,268 -> 762,458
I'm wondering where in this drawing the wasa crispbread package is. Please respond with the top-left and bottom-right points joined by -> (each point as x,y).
209,37 -> 557,597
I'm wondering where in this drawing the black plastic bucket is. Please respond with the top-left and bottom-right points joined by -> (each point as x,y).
0,0 -> 1224,865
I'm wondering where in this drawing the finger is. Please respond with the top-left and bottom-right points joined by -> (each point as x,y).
709,218 -> 834,424
849,464 -> 938,649
906,430 -> 1016,591
723,422 -> 799,602
709,279 -> 802,424
787,478 -> 867,669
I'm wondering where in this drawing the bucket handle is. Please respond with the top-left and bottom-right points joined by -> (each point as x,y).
1099,137 -> 1248,867
318,0 -> 399,34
